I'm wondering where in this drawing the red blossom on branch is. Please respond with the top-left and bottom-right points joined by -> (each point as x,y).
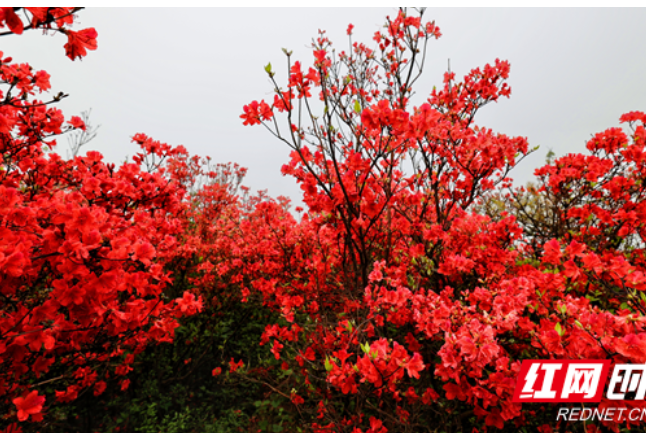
13,391 -> 45,422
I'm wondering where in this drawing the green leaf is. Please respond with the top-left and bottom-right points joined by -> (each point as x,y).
536,289 -> 544,298
354,100 -> 361,114
324,357 -> 333,371
555,322 -> 565,337
264,62 -> 272,74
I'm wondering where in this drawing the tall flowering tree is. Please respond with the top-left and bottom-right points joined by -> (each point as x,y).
240,8 -> 646,432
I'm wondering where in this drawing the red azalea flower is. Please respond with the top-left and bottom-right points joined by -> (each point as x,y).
13,390 -> 45,422
64,28 -> 98,61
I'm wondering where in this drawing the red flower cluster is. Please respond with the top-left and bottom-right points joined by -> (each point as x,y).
3,6 -> 646,433
236,8 -> 646,433
0,8 -> 203,425
0,8 -> 97,61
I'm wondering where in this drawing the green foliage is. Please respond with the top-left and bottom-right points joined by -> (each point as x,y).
36,295 -> 283,433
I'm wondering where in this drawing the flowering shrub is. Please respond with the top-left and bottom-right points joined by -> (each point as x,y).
2,6 -> 646,433
0,8 -> 203,427
239,8 -> 646,433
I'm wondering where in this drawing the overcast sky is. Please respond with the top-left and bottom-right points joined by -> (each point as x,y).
3,7 -> 646,208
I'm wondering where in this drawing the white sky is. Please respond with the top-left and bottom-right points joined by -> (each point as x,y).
3,7 -> 646,208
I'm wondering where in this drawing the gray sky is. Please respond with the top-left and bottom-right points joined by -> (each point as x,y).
3,8 -> 646,208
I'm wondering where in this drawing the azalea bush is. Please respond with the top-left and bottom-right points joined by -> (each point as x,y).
0,8 -> 205,430
238,8 -> 646,433
2,6 -> 646,433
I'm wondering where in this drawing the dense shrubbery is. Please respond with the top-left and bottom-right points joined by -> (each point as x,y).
2,7 -> 646,433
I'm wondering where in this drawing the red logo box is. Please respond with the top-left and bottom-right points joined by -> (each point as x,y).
513,360 -> 612,403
